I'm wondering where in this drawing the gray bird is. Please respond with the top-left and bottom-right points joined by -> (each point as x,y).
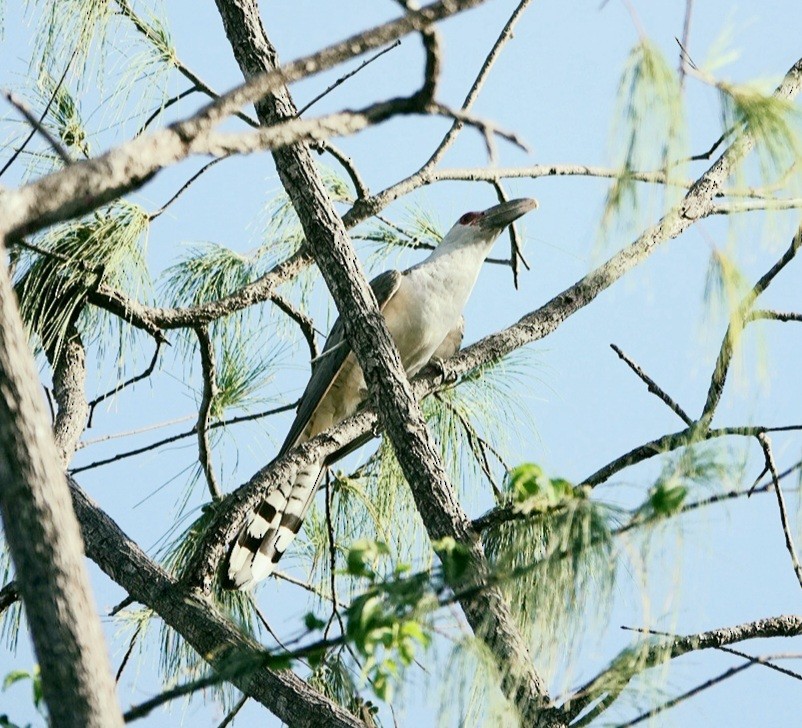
226,197 -> 538,589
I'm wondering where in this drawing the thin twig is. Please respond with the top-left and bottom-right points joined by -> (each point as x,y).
615,661 -> 755,727
757,432 -> 802,590
699,226 -> 802,429
677,0 -> 695,90
109,595 -> 136,617
610,343 -> 694,426
195,327 -> 222,500
273,570 -> 335,603
490,180 -> 530,289
216,695 -> 248,728
87,341 -> 163,427
318,141 -> 370,199
70,400 -> 299,474
0,47 -> 78,178
249,597 -> 292,652
269,292 -> 319,360
115,623 -> 142,683
136,86 -> 198,137
123,672 -> 226,722
149,158 -> 226,220
79,413 -> 196,448
3,90 -> 72,164
296,40 -> 401,117
323,470 -> 345,638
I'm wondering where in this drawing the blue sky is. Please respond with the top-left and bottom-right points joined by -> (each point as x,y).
2,1 -> 802,725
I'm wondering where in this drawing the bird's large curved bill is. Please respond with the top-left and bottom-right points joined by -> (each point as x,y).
479,198 -> 538,231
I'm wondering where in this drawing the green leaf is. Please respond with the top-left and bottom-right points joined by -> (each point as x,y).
303,612 -> 327,632
649,482 -> 688,516
433,537 -> 471,583
2,670 -> 32,691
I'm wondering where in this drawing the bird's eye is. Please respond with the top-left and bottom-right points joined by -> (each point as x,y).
458,211 -> 483,225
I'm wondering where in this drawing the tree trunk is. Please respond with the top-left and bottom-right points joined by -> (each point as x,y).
0,238 -> 123,728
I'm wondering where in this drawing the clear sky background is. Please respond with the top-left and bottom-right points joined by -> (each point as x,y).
2,1 -> 802,726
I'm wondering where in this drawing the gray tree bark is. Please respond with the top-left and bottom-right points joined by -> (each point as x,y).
0,238 -> 123,728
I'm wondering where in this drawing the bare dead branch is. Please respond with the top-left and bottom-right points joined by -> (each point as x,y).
87,340 -> 163,427
2,90 -> 72,165
342,0 -> 536,226
564,615 -> 802,721
296,40 -> 402,117
610,343 -> 694,426
757,432 -> 802,590
148,158 -> 226,220
71,400 -> 298,473
195,326 -> 222,500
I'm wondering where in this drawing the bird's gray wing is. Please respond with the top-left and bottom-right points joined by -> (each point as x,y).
278,269 -> 403,456
323,316 -> 465,466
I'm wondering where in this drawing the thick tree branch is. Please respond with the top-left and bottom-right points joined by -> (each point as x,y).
211,2 -> 553,724
0,239 -> 123,726
50,324 -> 90,465
0,0 -> 489,239
67,477 -> 366,728
436,58 -> 802,383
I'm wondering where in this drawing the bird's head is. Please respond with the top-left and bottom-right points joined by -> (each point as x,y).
442,198 -> 538,250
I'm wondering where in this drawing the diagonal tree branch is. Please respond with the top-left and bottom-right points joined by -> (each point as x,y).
67,477 -> 366,728
210,2 -> 554,724
0,238 -> 123,725
564,615 -> 802,721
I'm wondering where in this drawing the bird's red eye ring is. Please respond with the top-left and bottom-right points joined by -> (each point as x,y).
458,211 -> 483,225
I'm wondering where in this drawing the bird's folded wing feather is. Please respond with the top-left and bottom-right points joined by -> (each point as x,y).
278,269 -> 403,456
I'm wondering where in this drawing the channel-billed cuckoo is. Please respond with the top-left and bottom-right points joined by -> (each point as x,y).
226,197 -> 537,589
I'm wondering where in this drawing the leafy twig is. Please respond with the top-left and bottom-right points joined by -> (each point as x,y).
0,47 -> 78,178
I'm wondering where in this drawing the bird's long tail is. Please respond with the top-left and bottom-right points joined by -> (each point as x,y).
226,458 -> 323,589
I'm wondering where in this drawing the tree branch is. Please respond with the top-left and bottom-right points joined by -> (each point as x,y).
195,326 -> 223,501
67,477 -> 366,727
564,615 -> 802,721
